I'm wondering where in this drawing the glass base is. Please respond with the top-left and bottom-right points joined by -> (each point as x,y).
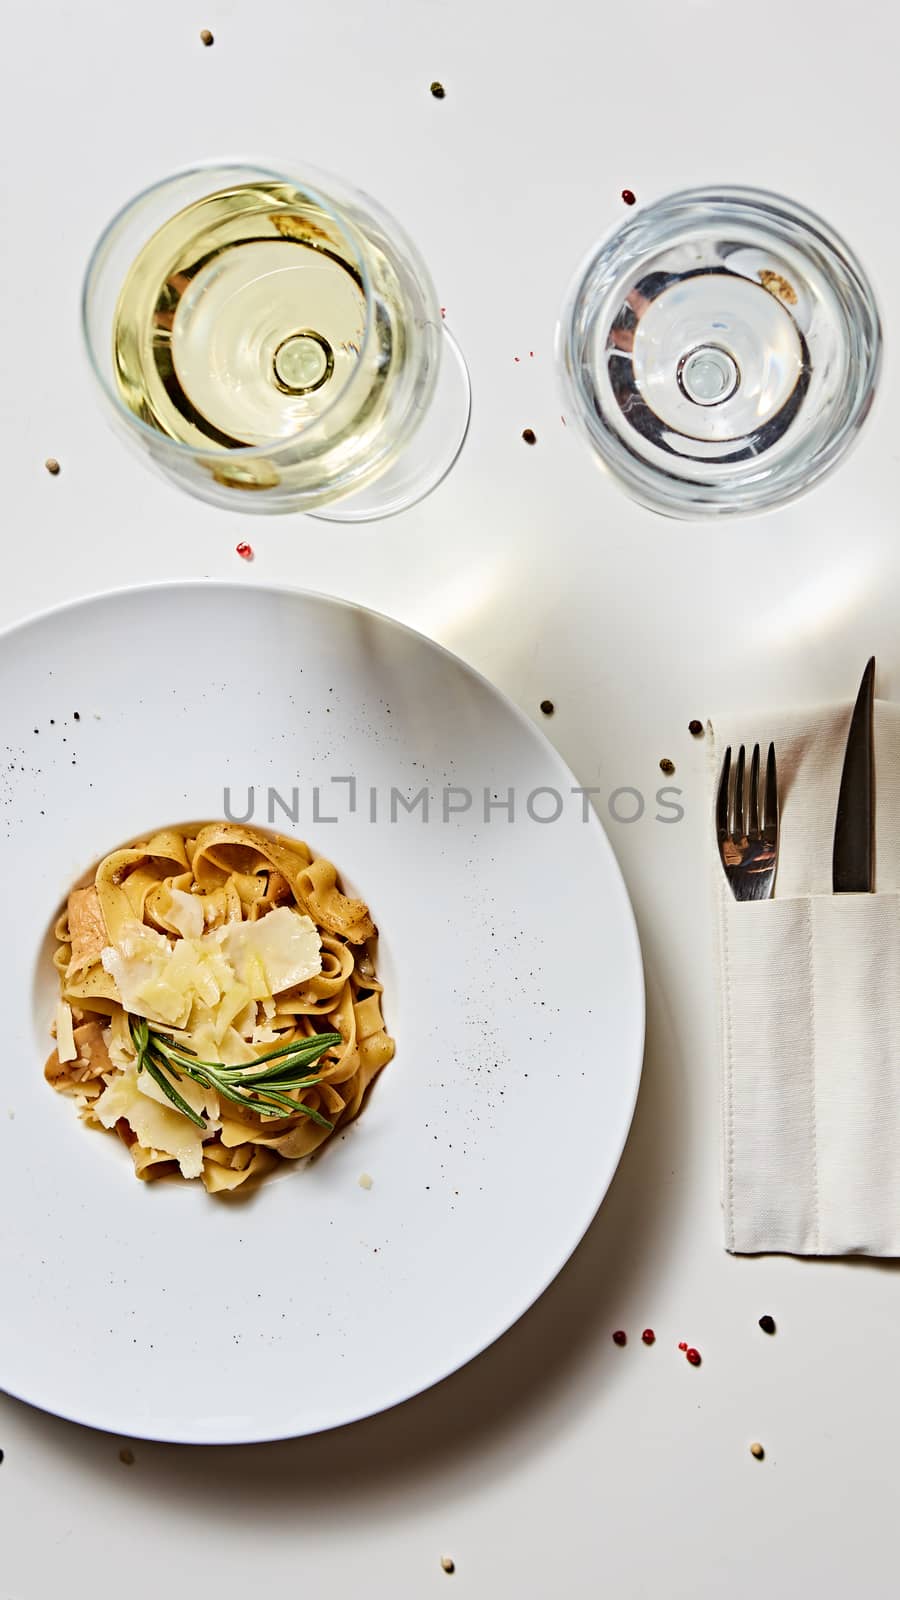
560,187 -> 882,518
310,326 -> 471,523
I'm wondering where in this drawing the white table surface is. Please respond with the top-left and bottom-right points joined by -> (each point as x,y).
3,2 -> 900,1595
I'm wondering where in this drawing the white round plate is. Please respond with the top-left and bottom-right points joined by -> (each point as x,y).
0,583 -> 643,1443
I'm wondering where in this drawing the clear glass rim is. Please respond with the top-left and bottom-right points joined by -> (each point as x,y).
80,157 -> 378,461
558,183 -> 884,518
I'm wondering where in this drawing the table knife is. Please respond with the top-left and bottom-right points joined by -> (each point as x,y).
832,656 -> 875,894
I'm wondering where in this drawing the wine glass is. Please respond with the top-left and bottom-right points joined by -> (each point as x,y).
558,186 -> 882,518
82,161 -> 471,520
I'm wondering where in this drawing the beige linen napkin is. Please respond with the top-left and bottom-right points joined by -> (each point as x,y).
711,697 -> 900,1256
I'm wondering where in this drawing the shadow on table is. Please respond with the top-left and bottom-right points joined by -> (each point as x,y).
7,968 -> 686,1514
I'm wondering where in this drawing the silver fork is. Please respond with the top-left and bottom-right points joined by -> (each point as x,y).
716,742 -> 779,901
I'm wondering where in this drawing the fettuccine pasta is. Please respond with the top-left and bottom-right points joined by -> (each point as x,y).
45,823 -> 394,1192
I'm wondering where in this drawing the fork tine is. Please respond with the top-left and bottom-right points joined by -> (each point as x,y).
716,746 -> 732,842
764,741 -> 778,838
748,744 -> 760,838
733,744 -> 746,839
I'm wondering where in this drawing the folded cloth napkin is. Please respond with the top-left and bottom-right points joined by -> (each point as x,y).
711,696 -> 900,1256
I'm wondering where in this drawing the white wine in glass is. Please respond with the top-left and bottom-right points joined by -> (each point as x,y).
84,163 -> 471,519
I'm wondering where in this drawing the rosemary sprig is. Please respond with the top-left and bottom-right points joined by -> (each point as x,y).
129,1016 -> 340,1131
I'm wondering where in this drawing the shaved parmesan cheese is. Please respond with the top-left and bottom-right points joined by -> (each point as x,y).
251,1023 -> 281,1047
155,884 -> 204,940
98,907 -> 323,1116
55,1000 -> 77,1064
101,924 -> 193,1028
231,1000 -> 258,1039
102,910 -> 321,1035
217,1027 -> 260,1067
105,1011 -> 136,1070
211,979 -> 252,1043
93,1069 -> 210,1180
219,907 -> 322,994
188,1021 -> 257,1068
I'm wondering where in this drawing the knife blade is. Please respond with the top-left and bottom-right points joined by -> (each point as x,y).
832,656 -> 875,893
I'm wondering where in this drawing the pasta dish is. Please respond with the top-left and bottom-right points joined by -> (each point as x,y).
44,823 -> 394,1192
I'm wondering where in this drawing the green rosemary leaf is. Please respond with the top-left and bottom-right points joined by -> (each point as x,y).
210,1076 -> 332,1128
209,1077 -> 287,1116
152,1038 -> 321,1100
161,1036 -> 198,1057
234,1059 -> 330,1087
216,1032 -> 342,1070
246,1090 -> 334,1128
151,1036 -> 336,1082
292,1101 -> 335,1131
131,1016 -> 151,1063
151,1039 -> 235,1074
127,1015 -> 335,1132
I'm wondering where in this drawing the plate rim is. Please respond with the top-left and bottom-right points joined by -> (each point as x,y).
0,577 -> 645,1442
